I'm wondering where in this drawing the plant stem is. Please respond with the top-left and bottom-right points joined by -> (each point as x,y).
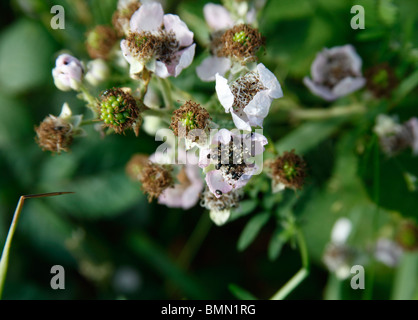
270,227 -> 309,300
79,85 -> 98,117
158,78 -> 174,109
142,108 -> 171,125
291,104 -> 365,121
0,192 -> 73,299
270,268 -> 308,300
177,214 -> 212,270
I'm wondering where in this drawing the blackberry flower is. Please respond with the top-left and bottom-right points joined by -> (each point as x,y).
304,45 -> 365,101
200,187 -> 242,226
199,129 -> 267,198
268,150 -> 307,192
120,2 -> 196,78
170,101 -> 211,148
216,63 -> 283,131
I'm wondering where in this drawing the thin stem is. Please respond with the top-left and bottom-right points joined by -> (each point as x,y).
79,85 -> 98,117
290,104 -> 365,121
177,214 -> 212,270
270,227 -> 309,300
142,108 -> 171,125
0,192 -> 73,299
139,69 -> 152,100
270,268 -> 308,300
158,78 -> 174,109
364,139 -> 381,300
80,119 -> 99,126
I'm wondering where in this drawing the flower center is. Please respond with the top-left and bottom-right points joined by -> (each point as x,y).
219,24 -> 264,62
170,101 -> 211,141
230,72 -> 266,115
323,53 -> 357,87
209,137 -> 255,183
200,187 -> 241,212
127,31 -> 179,63
372,69 -> 389,88
233,31 -> 248,45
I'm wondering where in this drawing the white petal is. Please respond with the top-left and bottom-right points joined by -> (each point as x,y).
163,14 -> 194,47
196,56 -> 231,82
331,218 -> 352,245
334,44 -> 362,74
272,181 -> 286,193
212,128 -> 232,145
206,170 -> 233,197
210,209 -> 231,226
332,76 -> 365,98
130,2 -> 164,33
198,147 -> 211,168
247,114 -> 264,128
257,63 -> 283,99
59,103 -> 72,119
215,73 -> 234,112
174,44 -> 196,77
243,91 -> 272,118
203,3 -> 234,31
231,112 -> 251,131
303,77 -> 336,101
310,48 -> 329,83
154,61 -> 170,78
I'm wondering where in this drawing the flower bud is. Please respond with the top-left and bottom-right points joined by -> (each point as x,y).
86,25 -> 117,60
52,54 -> 84,91
85,59 -> 110,86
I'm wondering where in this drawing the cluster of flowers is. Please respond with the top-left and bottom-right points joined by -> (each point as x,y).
323,217 -> 418,279
34,0 -> 416,227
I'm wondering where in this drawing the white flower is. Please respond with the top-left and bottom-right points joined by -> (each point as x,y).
198,129 -> 267,198
150,148 -> 204,210
374,114 -> 418,156
200,187 -> 242,226
85,59 -> 109,86
196,3 -> 257,82
374,238 -> 403,268
120,2 -> 196,78
303,45 -> 365,101
52,54 -> 84,91
215,63 -> 283,131
322,218 -> 355,280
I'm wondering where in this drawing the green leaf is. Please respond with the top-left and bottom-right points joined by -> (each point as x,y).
229,200 -> 258,222
378,0 -> 398,26
392,252 -> 418,300
393,69 -> 418,103
228,284 -> 257,300
237,212 -> 270,252
275,117 -> 345,155
268,227 -> 291,261
0,19 -> 55,95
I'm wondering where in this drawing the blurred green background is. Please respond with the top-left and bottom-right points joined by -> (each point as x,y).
0,0 -> 417,299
